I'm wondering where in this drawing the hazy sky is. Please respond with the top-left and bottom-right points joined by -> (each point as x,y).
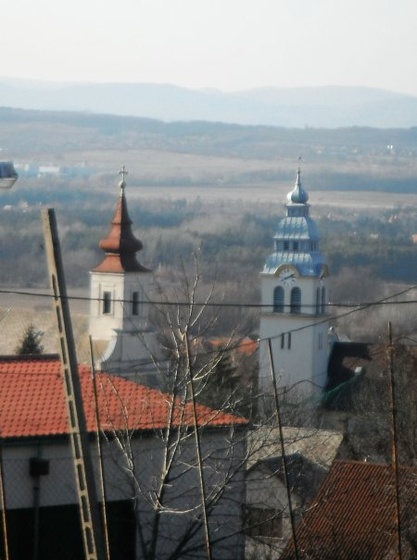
3,0 -> 417,95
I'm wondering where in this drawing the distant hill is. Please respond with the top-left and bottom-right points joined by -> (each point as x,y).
0,78 -> 416,128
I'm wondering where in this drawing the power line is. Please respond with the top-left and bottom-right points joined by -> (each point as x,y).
1,285 -> 417,310
2,284 -> 417,394
2,285 -> 417,360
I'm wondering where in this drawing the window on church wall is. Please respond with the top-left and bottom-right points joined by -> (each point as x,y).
273,287 -> 284,313
290,287 -> 301,314
321,286 -> 326,314
280,332 -> 291,349
102,291 -> 112,315
293,241 -> 299,251
283,241 -> 290,251
316,287 -> 321,314
132,291 -> 140,316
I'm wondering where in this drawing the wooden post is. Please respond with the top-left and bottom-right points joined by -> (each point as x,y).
387,322 -> 402,560
267,338 -> 300,560
42,208 -> 106,560
0,439 -> 9,560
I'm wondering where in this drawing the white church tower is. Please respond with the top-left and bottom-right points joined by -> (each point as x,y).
89,169 -> 162,382
259,168 -> 329,394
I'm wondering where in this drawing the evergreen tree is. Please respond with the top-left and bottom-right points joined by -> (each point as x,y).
198,349 -> 240,412
16,324 -> 44,355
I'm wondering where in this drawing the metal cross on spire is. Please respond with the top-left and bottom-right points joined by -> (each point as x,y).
296,156 -> 302,186
118,165 -> 128,192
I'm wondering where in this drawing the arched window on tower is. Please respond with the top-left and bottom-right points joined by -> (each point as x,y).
290,287 -> 301,314
273,286 -> 284,312
316,287 -> 321,314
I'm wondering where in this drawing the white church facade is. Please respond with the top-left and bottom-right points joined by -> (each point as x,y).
259,168 -> 330,394
87,167 -> 331,396
89,170 -> 163,382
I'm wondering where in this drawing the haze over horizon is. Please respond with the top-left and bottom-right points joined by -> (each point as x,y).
2,0 -> 417,98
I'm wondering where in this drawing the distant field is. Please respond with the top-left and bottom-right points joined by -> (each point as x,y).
1,182 -> 417,353
0,287 -> 89,314
126,183 -> 417,210
0,288 -> 89,357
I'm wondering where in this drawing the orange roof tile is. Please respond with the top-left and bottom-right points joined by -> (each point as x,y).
0,355 -> 246,439
281,460 -> 417,560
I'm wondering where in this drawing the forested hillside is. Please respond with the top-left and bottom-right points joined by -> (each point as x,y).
1,81 -> 417,127
2,184 -> 417,319
1,107 -> 417,342
1,107 -> 417,192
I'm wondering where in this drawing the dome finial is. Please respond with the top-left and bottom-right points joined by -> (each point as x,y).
287,158 -> 309,204
118,165 -> 128,194
297,155 -> 302,184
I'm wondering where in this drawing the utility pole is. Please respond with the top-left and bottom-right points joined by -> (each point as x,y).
0,439 -> 9,560
387,322 -> 402,560
42,208 -> 106,560
267,338 -> 300,560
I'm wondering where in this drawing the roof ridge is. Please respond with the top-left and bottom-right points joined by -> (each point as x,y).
334,458 -> 417,473
0,353 -> 60,362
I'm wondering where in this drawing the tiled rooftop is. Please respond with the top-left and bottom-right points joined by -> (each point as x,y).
281,459 -> 417,560
0,355 -> 246,439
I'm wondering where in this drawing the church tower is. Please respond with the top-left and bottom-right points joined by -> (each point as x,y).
259,168 -> 329,394
89,169 -> 162,382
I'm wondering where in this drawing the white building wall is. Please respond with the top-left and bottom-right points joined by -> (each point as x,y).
89,270 -> 165,377
259,272 -> 329,394
245,465 -> 302,559
2,428 -> 246,559
261,274 -> 327,315
89,270 -> 152,341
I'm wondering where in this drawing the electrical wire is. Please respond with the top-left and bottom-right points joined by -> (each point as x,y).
2,284 -> 417,395
0,285 -> 417,310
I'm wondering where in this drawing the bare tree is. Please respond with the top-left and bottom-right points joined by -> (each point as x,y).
92,258 -> 252,559
332,342 -> 417,467
92,257 -> 333,559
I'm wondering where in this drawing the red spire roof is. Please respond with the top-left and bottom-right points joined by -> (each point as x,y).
0,355 -> 246,438
92,173 -> 150,274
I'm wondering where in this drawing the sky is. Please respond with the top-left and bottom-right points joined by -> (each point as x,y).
2,0 -> 417,96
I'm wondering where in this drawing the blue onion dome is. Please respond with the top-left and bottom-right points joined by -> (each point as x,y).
262,166 -> 326,277
287,168 -> 309,204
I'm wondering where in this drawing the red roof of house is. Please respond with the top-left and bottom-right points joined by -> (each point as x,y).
208,337 -> 258,357
281,460 -> 417,560
0,355 -> 246,439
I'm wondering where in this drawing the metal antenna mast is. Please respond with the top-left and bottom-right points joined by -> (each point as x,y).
42,208 -> 106,560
